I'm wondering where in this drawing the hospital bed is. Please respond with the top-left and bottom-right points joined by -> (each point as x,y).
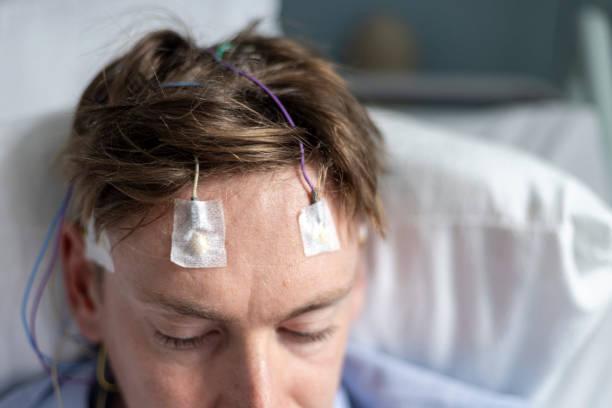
1,1 -> 612,407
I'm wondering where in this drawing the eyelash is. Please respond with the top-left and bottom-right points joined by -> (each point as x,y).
154,330 -> 208,350
281,326 -> 337,344
154,326 -> 337,350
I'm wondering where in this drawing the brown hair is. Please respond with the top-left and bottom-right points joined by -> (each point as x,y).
62,24 -> 385,238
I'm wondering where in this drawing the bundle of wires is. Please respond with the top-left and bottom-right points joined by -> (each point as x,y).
20,186 -> 93,407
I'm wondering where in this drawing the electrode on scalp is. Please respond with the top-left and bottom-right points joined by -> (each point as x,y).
170,199 -> 227,268
299,198 -> 340,256
170,157 -> 228,268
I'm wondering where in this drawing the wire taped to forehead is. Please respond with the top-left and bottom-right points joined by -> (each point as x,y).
206,42 -> 341,257
299,200 -> 340,256
171,198 -> 227,268
170,156 -> 228,268
82,39 -> 343,274
157,41 -> 341,263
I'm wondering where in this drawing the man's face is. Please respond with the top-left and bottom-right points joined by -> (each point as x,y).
64,168 -> 365,408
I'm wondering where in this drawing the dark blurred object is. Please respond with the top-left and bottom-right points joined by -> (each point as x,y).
282,0 -> 580,87
344,14 -> 418,71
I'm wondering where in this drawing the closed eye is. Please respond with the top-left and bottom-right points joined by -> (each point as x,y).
153,326 -> 339,351
279,326 -> 338,344
154,330 -> 219,350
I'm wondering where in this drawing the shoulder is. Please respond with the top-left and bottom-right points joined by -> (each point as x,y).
0,359 -> 95,408
0,374 -> 52,408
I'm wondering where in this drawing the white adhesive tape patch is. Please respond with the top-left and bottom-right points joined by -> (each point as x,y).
299,199 -> 341,257
84,217 -> 115,273
171,198 -> 227,268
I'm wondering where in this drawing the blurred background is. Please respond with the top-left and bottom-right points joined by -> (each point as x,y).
282,0 -> 580,102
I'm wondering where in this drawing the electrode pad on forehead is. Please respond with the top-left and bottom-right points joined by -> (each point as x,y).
171,198 -> 227,268
299,199 -> 341,256
84,217 -> 115,273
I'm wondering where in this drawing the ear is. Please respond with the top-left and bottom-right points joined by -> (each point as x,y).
60,220 -> 103,343
349,250 -> 368,323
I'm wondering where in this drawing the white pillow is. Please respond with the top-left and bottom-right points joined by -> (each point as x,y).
0,0 -> 280,394
408,102 -> 612,205
1,0 -> 280,122
352,108 -> 612,407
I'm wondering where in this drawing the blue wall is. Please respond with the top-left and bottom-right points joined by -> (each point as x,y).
281,0 -> 585,84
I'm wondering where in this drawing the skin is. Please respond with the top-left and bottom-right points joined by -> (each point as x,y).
61,167 -> 366,408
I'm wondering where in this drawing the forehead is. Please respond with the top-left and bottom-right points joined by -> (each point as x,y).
108,167 -> 359,320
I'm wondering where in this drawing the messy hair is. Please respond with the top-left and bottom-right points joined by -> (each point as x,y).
62,24 -> 385,237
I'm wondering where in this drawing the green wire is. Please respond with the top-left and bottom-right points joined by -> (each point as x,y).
215,42 -> 233,60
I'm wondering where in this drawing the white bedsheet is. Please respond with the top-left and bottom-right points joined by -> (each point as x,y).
406,102 -> 612,204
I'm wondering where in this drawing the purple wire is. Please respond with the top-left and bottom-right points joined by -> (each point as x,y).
207,49 -> 317,197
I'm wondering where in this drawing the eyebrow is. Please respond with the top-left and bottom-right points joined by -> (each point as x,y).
140,279 -> 356,323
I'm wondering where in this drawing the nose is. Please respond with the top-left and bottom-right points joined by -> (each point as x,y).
229,334 -> 276,408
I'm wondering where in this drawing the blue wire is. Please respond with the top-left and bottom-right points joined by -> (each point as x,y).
21,186 -> 73,365
159,81 -> 203,88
